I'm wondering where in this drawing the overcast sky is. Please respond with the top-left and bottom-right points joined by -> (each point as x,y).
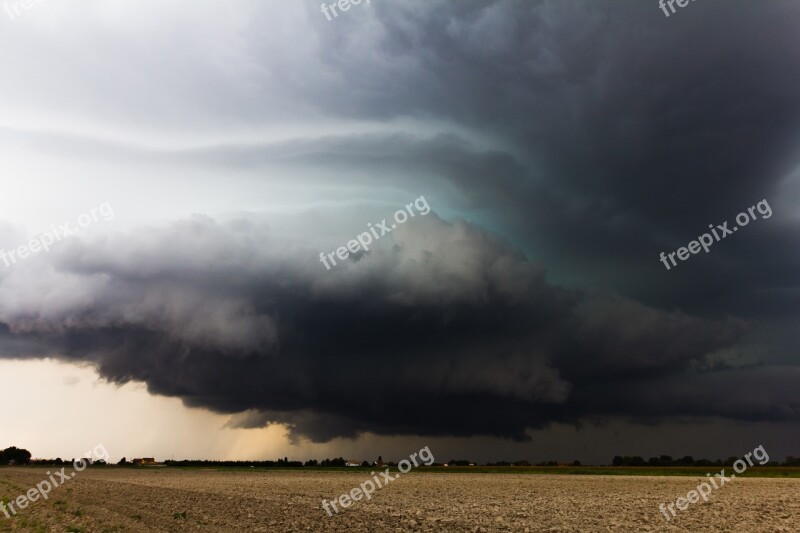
1,0 -> 799,465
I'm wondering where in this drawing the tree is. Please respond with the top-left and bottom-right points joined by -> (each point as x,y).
118,457 -> 128,465
0,446 -> 32,465
611,456 -> 645,466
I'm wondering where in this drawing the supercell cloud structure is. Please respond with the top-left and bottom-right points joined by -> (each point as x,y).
0,214 -> 763,442
0,0 -> 799,443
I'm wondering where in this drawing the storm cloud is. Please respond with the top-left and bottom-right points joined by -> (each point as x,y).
0,214 -> 755,441
0,0 -> 798,448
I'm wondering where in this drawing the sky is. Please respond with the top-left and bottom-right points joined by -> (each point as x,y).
0,0 -> 799,465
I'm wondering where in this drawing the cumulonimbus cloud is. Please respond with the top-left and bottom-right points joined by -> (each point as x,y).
0,212 -> 760,442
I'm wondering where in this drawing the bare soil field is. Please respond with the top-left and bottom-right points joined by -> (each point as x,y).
1,468 -> 798,532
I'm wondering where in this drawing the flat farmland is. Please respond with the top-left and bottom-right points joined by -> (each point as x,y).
1,468 -> 799,532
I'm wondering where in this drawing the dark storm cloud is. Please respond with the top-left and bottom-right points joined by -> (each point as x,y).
0,214 -> 768,441
301,0 -> 800,316
0,0 -> 798,444
7,1 -> 798,322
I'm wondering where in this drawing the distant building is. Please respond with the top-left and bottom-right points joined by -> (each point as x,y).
345,459 -> 361,467
131,458 -> 158,465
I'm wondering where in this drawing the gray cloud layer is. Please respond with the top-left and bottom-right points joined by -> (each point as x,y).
0,215 -> 760,441
1,0 -> 799,444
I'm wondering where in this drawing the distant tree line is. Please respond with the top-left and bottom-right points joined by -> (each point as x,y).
9,444 -> 800,468
22,455 -> 800,467
163,457 -> 382,468
611,455 -> 794,467
165,457 -> 304,467
28,458 -> 107,466
2,445 -> 113,466
165,457 -> 402,468
485,460 -> 532,467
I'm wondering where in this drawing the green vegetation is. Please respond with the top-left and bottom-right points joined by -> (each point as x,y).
157,463 -> 800,477
413,465 -> 800,478
16,515 -> 47,532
